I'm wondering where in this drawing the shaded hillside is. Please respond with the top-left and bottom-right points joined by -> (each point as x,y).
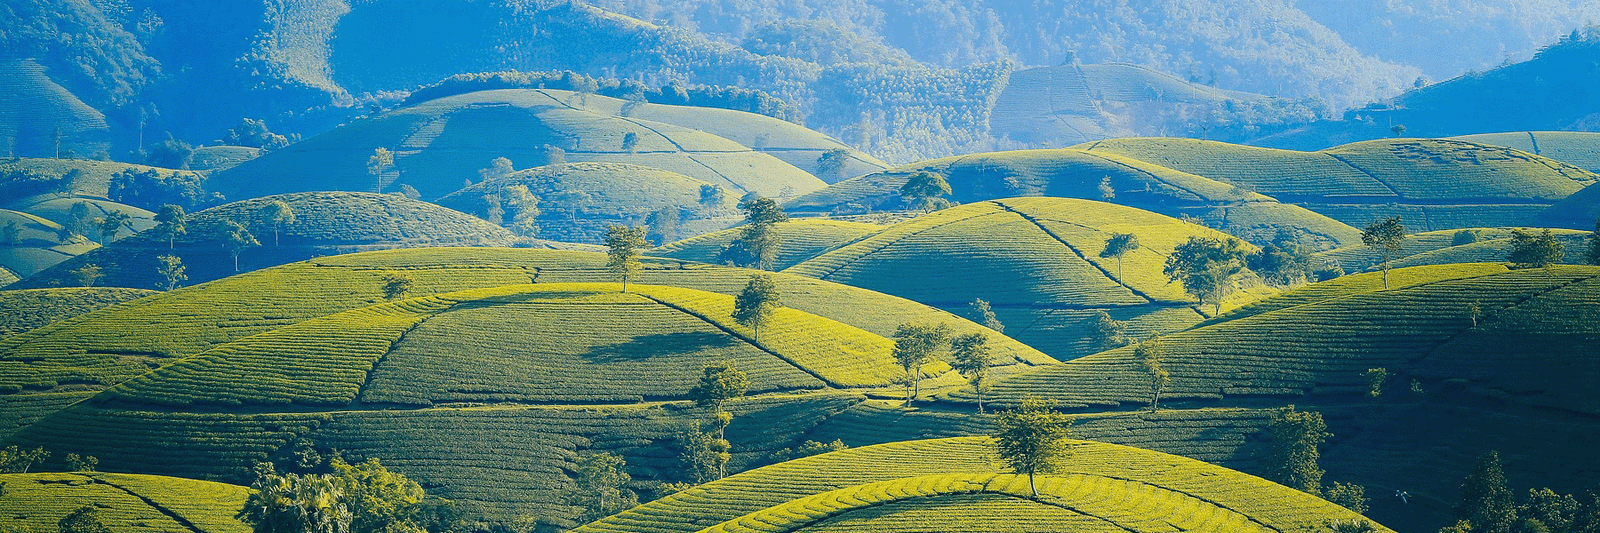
652,219 -> 882,270
1539,181 -> 1600,230
14,192 -> 518,290
0,287 -> 155,336
213,89 -> 827,200
1081,137 -> 1597,230
0,59 -> 109,159
0,472 -> 249,533
0,208 -> 99,278
435,162 -> 734,244
0,157 -> 207,203
579,437 -> 1388,533
785,148 -> 1363,249
1317,227 -> 1593,272
784,198 -> 1274,359
1452,131 -> 1600,174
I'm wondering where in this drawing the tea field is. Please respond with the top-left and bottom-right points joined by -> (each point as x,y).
0,471 -> 249,533
653,219 -> 883,270
0,287 -> 155,337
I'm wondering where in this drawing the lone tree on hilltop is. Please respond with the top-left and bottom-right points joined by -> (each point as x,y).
689,362 -> 749,479
1587,219 -> 1600,265
992,395 -> 1074,497
1454,451 -> 1517,533
221,219 -> 259,272
950,332 -> 993,414
900,170 -> 952,212
817,148 -> 849,181
367,147 -> 394,193
605,224 -> 648,292
1506,229 -> 1565,270
503,184 -> 539,237
1162,236 -> 1248,316
256,200 -> 295,246
1099,233 -> 1140,281
1263,405 -> 1330,495
71,263 -> 102,287
968,298 -> 1004,333
892,322 -> 951,407
1391,124 -> 1407,137
1361,216 -> 1406,288
732,274 -> 781,343
153,204 -> 186,249
1137,338 -> 1169,411
720,196 -> 788,270
156,254 -> 186,290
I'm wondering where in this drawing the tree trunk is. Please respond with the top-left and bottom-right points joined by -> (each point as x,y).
912,363 -> 922,403
274,228 -> 280,247
1117,257 -> 1124,281
234,253 -> 240,272
1028,472 -> 1038,497
976,385 -> 984,414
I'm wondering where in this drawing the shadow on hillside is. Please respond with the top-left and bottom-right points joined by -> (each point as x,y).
581,331 -> 736,363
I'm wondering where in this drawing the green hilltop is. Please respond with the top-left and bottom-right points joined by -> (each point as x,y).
1451,131 -> 1600,173
0,208 -> 99,279
0,471 -> 249,533
653,219 -> 883,271
579,437 -> 1390,533
13,192 -> 519,290
784,197 -> 1274,359
0,59 -> 109,159
1316,227 -> 1594,273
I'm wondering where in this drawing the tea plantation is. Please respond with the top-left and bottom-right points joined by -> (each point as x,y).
1315,227 -> 1592,272
653,219 -> 883,270
1451,131 -> 1600,173
0,472 -> 249,533
0,287 -> 155,337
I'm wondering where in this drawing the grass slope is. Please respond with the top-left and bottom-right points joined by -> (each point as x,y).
0,287 -> 156,337
435,162 -> 734,244
578,437 -> 1388,533
214,89 -> 827,200
1316,227 -> 1593,273
0,472 -> 249,533
188,145 -> 263,172
785,198 -> 1272,359
0,157 -> 205,205
1451,131 -> 1600,173
14,192 -> 518,290
1538,181 -> 1600,230
784,148 -> 1363,249
652,219 -> 883,270
0,208 -> 99,278
1080,137 -> 1597,230
990,63 -> 1272,146
0,59 -> 108,159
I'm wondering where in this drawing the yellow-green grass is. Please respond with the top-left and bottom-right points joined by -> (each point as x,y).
0,60 -> 108,159
653,219 -> 883,270
784,148 -> 1364,249
0,157 -> 202,205
975,265 -> 1600,411
785,198 -> 1273,359
563,96 -> 888,182
215,89 -> 826,200
435,162 -> 733,244
0,208 -> 99,277
94,283 -> 907,410
0,287 -> 156,337
0,248 -> 1048,396
1079,137 -> 1597,230
1451,131 -> 1600,173
0,472 -> 249,533
13,191 -> 518,290
0,266 -> 15,287
17,197 -> 156,238
1539,181 -> 1600,230
579,437 -> 1387,533
1315,227 -> 1593,273
187,145 -> 263,171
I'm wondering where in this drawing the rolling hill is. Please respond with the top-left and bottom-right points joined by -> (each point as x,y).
0,157 -> 208,205
1451,131 -> 1600,174
0,59 -> 110,160
652,219 -> 883,271
12,192 -> 519,290
784,198 -> 1274,359
0,287 -> 155,337
784,148 -> 1364,249
0,208 -> 99,279
212,89 -> 831,201
1079,137 -> 1597,230
1314,227 -> 1594,272
1539,181 -> 1600,230
0,472 -> 249,533
578,436 -> 1389,533
435,162 -> 736,244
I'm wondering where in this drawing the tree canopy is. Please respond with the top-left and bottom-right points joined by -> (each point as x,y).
1162,236 -> 1248,315
1361,216 -> 1406,288
949,332 -> 993,414
892,322 -> 951,407
1099,233 -> 1140,281
605,225 -> 648,292
732,274 -> 782,343
1506,229 -> 1565,270
991,395 -> 1074,497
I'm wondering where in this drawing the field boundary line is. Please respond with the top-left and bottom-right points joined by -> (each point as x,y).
633,293 -> 835,388
352,303 -> 452,405
992,200 -> 1156,304
1405,272 -> 1600,371
799,208 -> 1008,281
88,474 -> 208,533
1203,268 -> 1520,328
1324,152 -> 1404,198
1075,151 -> 1210,201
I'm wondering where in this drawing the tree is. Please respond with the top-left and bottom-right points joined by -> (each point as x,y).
1325,481 -> 1369,514
1506,229 -> 1565,270
96,210 -> 130,243
1455,451 -> 1517,533
59,506 -> 110,533
552,190 -> 592,224
968,298 -> 1004,333
1136,339 -> 1169,411
677,423 -> 724,484
1088,310 -> 1128,352
567,452 -> 637,524
1162,236 -> 1248,315
720,196 -> 789,270
1365,368 -> 1388,398
1262,405 -> 1330,495
1468,301 -> 1483,327
221,220 -> 259,272
156,254 -> 186,290
732,274 -> 781,343
991,395 -> 1074,497
65,201 -> 92,239
503,184 -> 540,237
70,264 -> 102,287
1099,233 -> 1140,281
51,127 -> 63,160
1391,124 -> 1407,137
899,171 -> 952,211
239,458 -> 455,533
478,157 -> 514,183
64,453 -> 97,472
949,332 -> 993,414
481,195 -> 504,225
367,147 -> 394,193
256,201 -> 295,246
816,148 -> 849,181
382,272 -> 414,300
645,208 -> 679,245
605,225 -> 648,292
0,221 -> 17,246
688,362 -> 749,479
152,204 -> 186,249
699,184 -> 728,210
1361,217 -> 1406,288
892,322 -> 951,407
1098,176 -> 1116,201
1587,219 -> 1600,266
0,446 -> 49,473
621,131 -> 639,153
